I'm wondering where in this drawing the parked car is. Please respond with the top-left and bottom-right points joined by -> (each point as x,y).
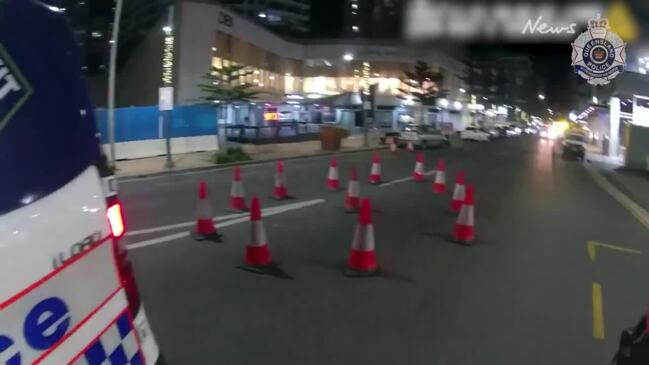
460,127 -> 491,142
399,124 -> 447,148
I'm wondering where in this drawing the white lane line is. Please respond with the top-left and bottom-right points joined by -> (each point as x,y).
127,198 -> 325,250
379,170 -> 435,188
127,212 -> 247,236
585,163 -> 649,231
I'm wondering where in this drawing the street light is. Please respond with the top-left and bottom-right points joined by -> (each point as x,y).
162,25 -> 172,34
538,94 -> 545,100
439,98 -> 449,108
459,88 -> 466,93
569,112 -> 577,121
343,53 -> 354,62
453,101 -> 462,110
592,96 -> 598,104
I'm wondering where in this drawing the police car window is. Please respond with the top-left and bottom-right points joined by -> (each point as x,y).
0,1 -> 100,215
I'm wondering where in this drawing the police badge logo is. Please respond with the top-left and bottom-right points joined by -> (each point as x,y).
571,15 -> 626,85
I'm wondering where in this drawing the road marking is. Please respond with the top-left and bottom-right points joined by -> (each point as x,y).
587,240 -> 642,262
127,198 -> 325,250
127,212 -> 247,236
379,170 -> 435,187
592,282 -> 605,340
585,164 -> 649,231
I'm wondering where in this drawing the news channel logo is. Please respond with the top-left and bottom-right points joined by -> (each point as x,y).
571,15 -> 626,85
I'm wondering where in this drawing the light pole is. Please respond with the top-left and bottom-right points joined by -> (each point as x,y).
107,0 -> 124,167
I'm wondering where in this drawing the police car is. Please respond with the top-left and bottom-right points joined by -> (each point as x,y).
0,1 -> 160,364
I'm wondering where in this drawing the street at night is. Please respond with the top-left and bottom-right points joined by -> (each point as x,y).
121,138 -> 649,364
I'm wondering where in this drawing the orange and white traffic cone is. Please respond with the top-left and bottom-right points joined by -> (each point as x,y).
407,141 -> 414,152
327,157 -> 341,191
345,198 -> 380,277
449,171 -> 466,213
238,196 -> 293,279
244,196 -> 272,268
432,158 -> 446,194
272,160 -> 290,200
191,181 -> 222,242
344,167 -> 361,212
453,184 -> 475,244
389,141 -> 397,154
413,152 -> 425,182
368,152 -> 382,184
229,166 -> 247,212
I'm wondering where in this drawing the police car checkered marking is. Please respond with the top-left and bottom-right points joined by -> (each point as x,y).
73,312 -> 143,365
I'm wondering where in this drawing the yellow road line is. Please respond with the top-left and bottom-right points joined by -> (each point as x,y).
585,164 -> 649,232
587,240 -> 642,262
592,282 -> 605,340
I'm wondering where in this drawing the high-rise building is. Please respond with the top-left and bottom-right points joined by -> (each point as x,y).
343,0 -> 402,39
227,0 -> 311,36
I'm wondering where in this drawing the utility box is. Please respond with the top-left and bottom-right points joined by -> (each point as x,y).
625,125 -> 649,171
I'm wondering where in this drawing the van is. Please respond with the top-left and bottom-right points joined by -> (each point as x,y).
0,1 -> 161,363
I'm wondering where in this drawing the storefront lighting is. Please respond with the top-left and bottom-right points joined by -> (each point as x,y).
162,26 -> 172,34
352,26 -> 359,32
497,106 -> 508,115
269,75 -> 275,80
569,112 -> 577,121
592,96 -> 598,104
640,68 -> 647,75
285,73 -> 291,76
439,98 -> 449,108
286,94 -> 304,100
351,3 -> 358,9
538,94 -> 545,100
468,103 -> 484,111
254,79 -> 259,83
293,105 -> 301,109
258,83 -> 264,87
482,96 -> 488,100
343,53 -> 354,62
287,100 -> 299,105
253,70 -> 260,75
211,47 -> 217,51
454,101 -> 462,110
258,12 -> 267,18
459,88 -> 466,93
307,93 -> 323,99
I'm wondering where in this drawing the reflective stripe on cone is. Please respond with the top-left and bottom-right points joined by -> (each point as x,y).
345,167 -> 361,212
368,152 -> 382,184
192,181 -> 222,242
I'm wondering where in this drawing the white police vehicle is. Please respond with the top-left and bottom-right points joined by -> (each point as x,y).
0,1 -> 161,364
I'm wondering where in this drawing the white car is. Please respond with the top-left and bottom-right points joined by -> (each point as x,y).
1,3 -> 161,364
460,127 -> 491,142
399,125 -> 447,148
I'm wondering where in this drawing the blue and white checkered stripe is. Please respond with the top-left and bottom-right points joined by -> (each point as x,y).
73,311 -> 144,365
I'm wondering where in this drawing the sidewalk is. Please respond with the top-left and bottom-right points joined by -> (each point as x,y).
604,168 -> 649,213
115,133 -> 383,178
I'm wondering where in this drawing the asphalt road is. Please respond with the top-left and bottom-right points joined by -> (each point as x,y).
121,137 -> 649,365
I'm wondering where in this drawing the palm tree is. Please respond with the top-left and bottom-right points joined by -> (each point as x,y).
198,64 -> 261,148
398,61 -> 445,124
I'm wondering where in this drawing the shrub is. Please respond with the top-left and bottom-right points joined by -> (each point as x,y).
212,147 -> 252,164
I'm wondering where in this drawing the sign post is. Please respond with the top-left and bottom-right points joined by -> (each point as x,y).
160,6 -> 175,169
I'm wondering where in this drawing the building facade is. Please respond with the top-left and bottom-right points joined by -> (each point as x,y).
226,0 -> 310,35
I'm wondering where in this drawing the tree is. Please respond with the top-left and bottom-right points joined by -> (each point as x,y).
198,64 -> 261,148
398,61 -> 445,124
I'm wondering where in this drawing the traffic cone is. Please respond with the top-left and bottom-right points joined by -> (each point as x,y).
453,184 -> 475,244
191,181 -> 222,242
228,166 -> 247,212
345,198 -> 380,277
237,196 -> 293,279
368,152 -> 382,184
449,171 -> 466,213
272,160 -> 290,200
407,141 -> 414,151
413,152 -> 425,182
327,157 -> 341,191
432,158 -> 446,193
244,196 -> 272,268
389,141 -> 397,154
344,167 -> 361,212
